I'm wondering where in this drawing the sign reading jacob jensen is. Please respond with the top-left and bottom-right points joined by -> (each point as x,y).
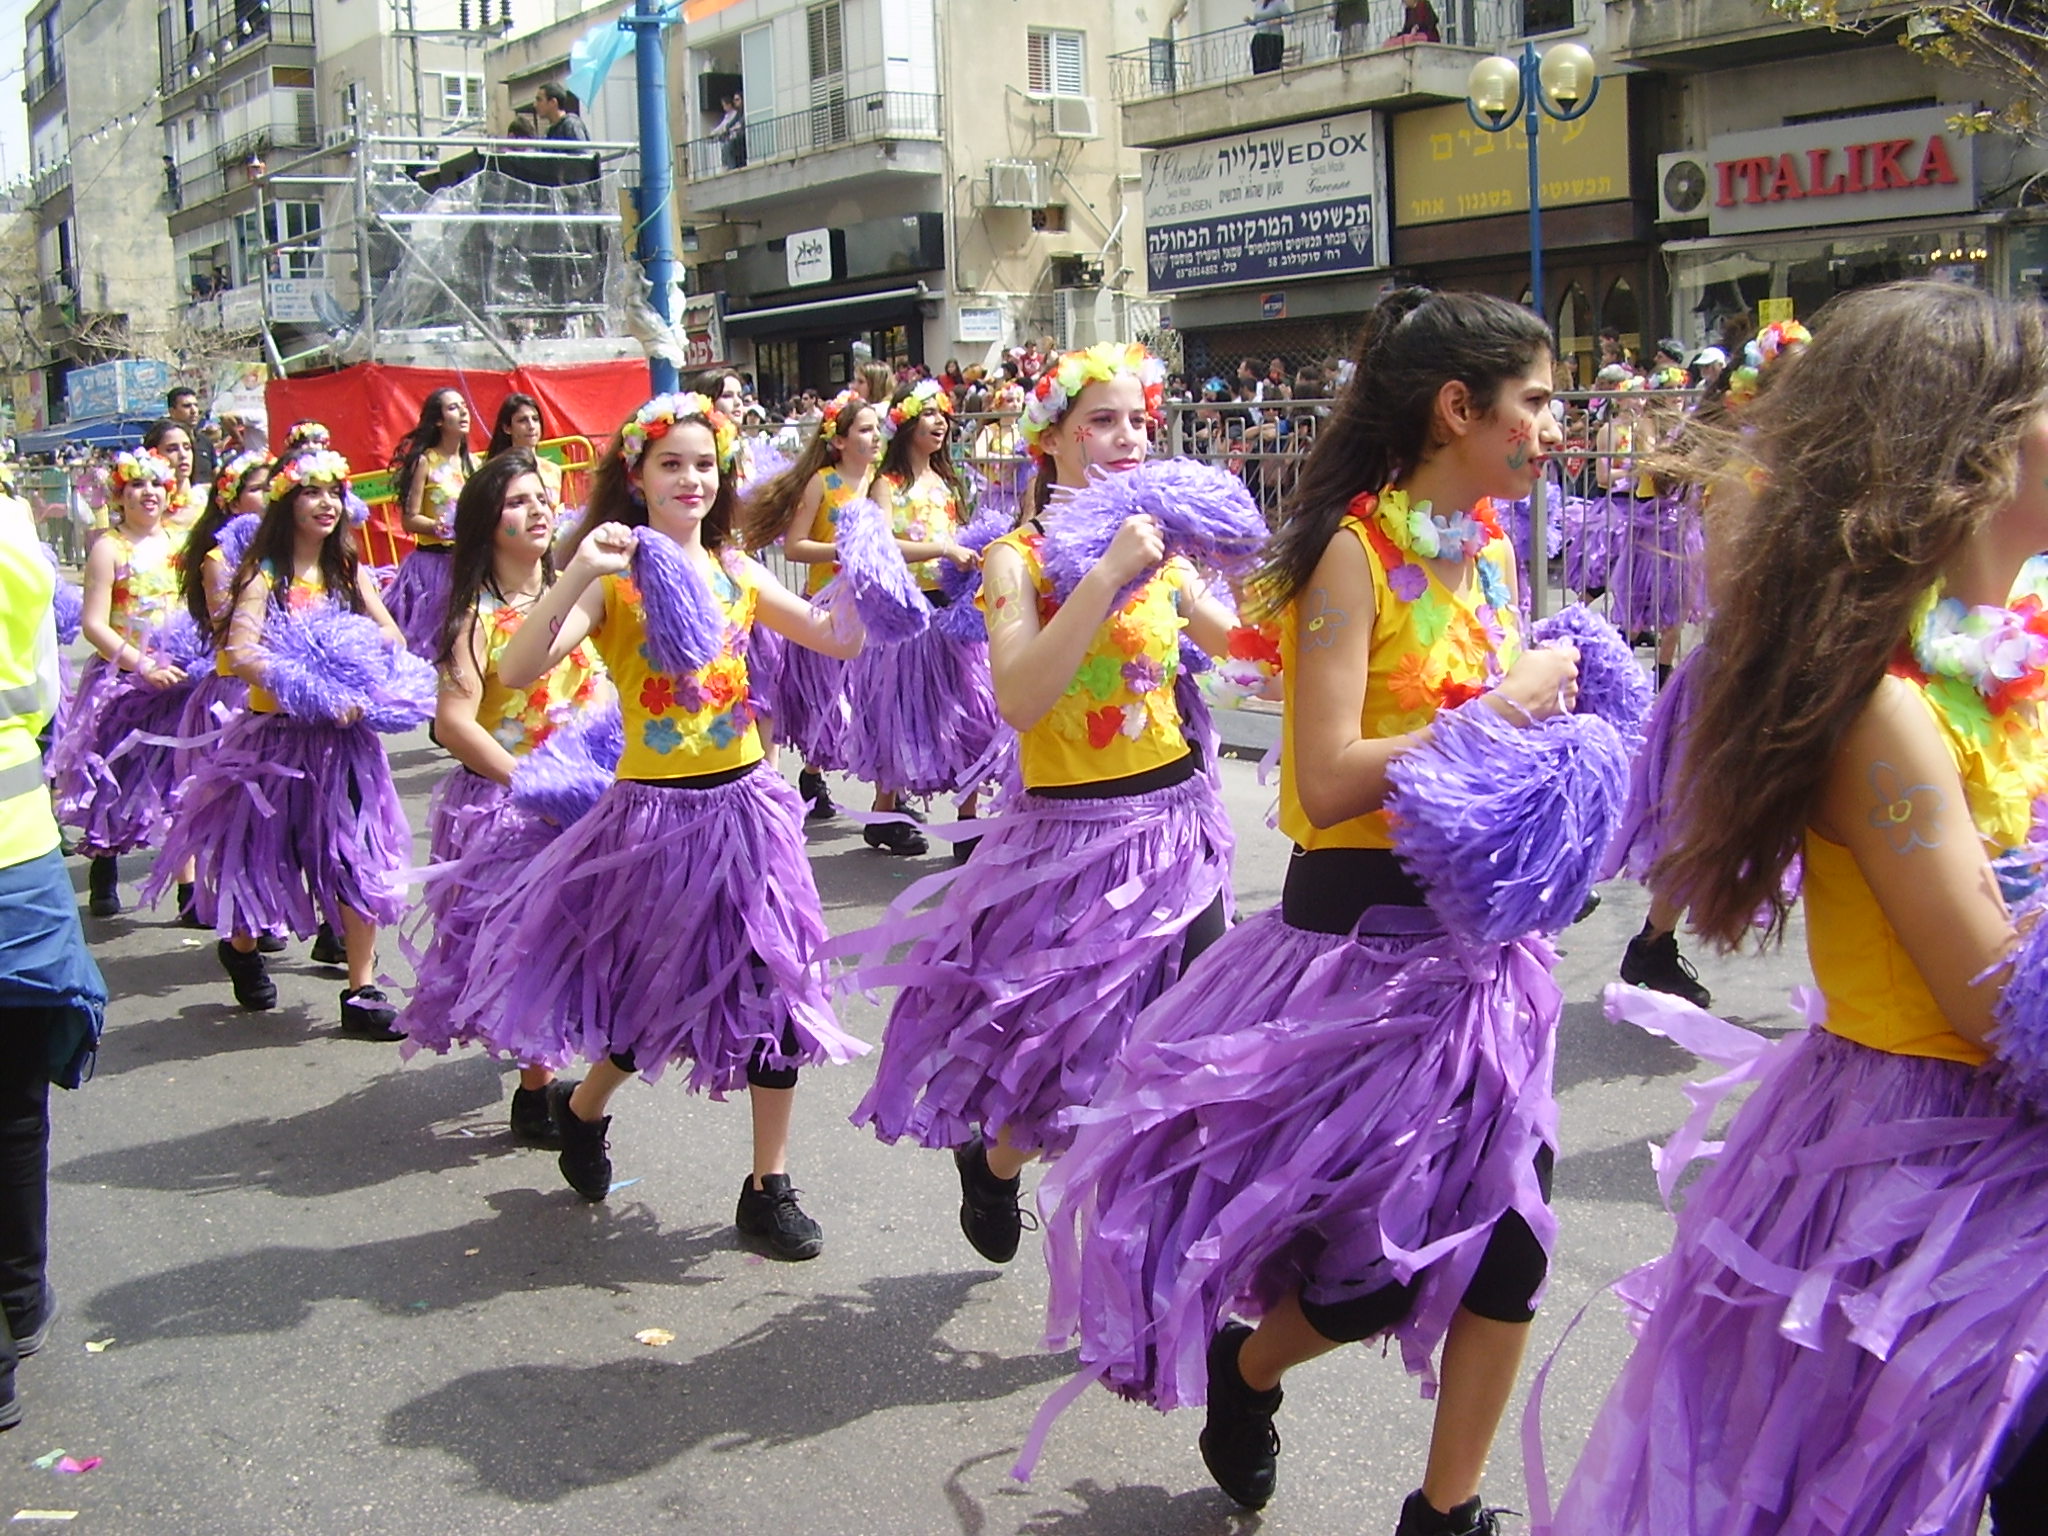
1142,110 -> 1386,293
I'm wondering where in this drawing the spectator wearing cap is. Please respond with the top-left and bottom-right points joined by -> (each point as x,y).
1690,346 -> 1728,390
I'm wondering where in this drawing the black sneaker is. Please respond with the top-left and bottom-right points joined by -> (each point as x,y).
1395,1490 -> 1510,1535
548,1080 -> 611,1200
954,1133 -> 1034,1264
216,939 -> 278,1011
14,1287 -> 57,1358
798,769 -> 836,822
256,933 -> 287,954
310,921 -> 346,966
735,1172 -> 824,1261
509,1085 -> 563,1148
1620,929 -> 1712,1009
863,819 -> 929,856
1200,1322 -> 1282,1510
86,856 -> 120,917
339,986 -> 404,1041
1574,890 -> 1601,924
176,881 -> 207,929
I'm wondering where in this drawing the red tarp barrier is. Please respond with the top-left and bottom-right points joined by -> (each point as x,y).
264,359 -> 654,473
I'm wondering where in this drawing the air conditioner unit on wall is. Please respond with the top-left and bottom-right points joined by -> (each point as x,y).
1049,253 -> 1103,290
1050,95 -> 1098,139
1657,151 -> 1711,223
1054,287 -> 1110,350
988,158 -> 1044,209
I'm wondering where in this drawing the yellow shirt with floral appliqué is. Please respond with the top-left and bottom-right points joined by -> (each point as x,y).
1279,498 -> 1523,852
102,526 -> 183,643
883,472 -> 961,592
247,568 -> 331,714
415,447 -> 468,549
801,468 -> 866,597
978,527 -> 1196,791
598,553 -> 765,779
471,591 -> 610,756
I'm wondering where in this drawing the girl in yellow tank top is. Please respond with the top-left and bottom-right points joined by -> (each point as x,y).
445,393 -> 868,1257
52,449 -> 195,909
736,388 -> 880,815
386,389 -> 478,658
842,342 -> 1241,1271
397,448 -> 611,1141
1033,293 -> 1578,1528
1551,286 -> 2048,1535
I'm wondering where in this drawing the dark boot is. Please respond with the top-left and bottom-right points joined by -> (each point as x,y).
1199,1322 -> 1281,1510
86,856 -> 120,917
216,940 -> 277,1011
547,1081 -> 610,1200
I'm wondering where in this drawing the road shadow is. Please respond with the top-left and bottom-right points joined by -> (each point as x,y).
53,1053 -> 511,1197
1553,1135 -> 1669,1207
1550,997 -> 1695,1096
82,1186 -> 724,1342
942,1448 -> 1260,1536
91,997 -> 325,1077
383,1270 -> 1074,1502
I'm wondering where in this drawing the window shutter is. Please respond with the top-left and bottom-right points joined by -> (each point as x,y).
1028,31 -> 1084,97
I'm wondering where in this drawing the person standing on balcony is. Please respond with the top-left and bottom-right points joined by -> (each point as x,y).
1248,0 -> 1288,74
713,91 -> 747,172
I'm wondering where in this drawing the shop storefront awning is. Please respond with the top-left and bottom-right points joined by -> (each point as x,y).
721,285 -> 929,337
17,415 -> 159,454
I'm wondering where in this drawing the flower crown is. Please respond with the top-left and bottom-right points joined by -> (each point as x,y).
881,380 -> 952,442
619,392 -> 739,473
284,420 -> 331,451
268,449 -> 353,500
1019,343 -> 1167,455
1649,364 -> 1689,391
816,389 -> 865,441
214,449 -> 269,504
1757,320 -> 1812,362
110,451 -> 178,490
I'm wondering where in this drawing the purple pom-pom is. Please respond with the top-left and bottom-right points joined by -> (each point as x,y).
262,604 -> 434,730
1992,904 -> 2048,1110
509,699 -> 623,826
1387,702 -> 1630,942
45,554 -> 82,645
744,434 -> 793,487
151,611 -> 214,674
932,508 -> 1014,645
829,495 -> 929,644
631,527 -> 726,677
1529,603 -> 1653,745
215,512 -> 262,572
1038,459 -> 1267,608
345,490 -> 371,528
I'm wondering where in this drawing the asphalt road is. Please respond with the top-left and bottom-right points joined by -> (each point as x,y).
2,722 -> 1816,1535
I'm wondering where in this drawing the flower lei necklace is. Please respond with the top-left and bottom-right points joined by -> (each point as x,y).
1369,486 -> 1499,562
1902,586 -> 2048,718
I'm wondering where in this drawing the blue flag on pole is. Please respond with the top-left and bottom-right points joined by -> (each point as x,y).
568,15 -> 633,111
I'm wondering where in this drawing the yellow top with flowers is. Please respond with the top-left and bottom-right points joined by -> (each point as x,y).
164,483 -> 206,547
472,591 -> 610,756
802,468 -> 866,596
247,567 -> 330,714
103,526 -> 183,642
979,527 -> 1196,791
203,545 -> 237,677
1805,557 -> 2048,1067
415,447 -> 467,549
883,472 -> 962,591
597,555 -> 765,779
1279,493 -> 1523,852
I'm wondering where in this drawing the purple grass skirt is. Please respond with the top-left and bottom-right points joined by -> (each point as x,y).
841,771 -> 1234,1156
1548,1005 -> 2048,1536
775,642 -> 848,770
171,668 -> 248,786
843,615 -> 1003,797
399,773 -> 562,1055
1601,646 -> 1706,885
1039,905 -> 1559,1415
444,766 -> 866,1095
1499,493 -> 1571,613
47,656 -> 197,856
1561,492 -> 1617,596
383,545 -> 453,660
1608,493 -> 1706,633
141,710 -> 411,937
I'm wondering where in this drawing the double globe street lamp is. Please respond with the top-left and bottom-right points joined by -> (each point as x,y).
1464,39 -> 1600,328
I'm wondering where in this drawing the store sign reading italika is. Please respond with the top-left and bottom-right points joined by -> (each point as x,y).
1704,105 -> 1976,236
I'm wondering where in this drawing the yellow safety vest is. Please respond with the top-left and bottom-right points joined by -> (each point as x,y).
0,497 -> 61,868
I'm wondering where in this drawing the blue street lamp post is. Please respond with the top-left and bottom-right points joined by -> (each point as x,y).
623,0 -> 680,393
1463,40 -> 1600,328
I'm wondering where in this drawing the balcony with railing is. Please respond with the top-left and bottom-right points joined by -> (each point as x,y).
682,89 -> 942,216
1601,0 -> 1907,67
1112,0 -> 1591,146
160,1 -> 317,98
29,159 -> 71,208
25,60 -> 62,110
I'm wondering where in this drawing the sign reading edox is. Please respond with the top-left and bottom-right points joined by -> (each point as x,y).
1142,110 -> 1387,293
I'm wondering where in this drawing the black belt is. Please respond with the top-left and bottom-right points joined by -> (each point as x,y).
1030,748 -> 1197,801
1282,846 -> 1427,935
621,761 -> 759,790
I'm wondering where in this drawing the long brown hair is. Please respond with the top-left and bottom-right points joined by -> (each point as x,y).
737,400 -> 874,550
1658,282 -> 2048,947
224,470 -> 366,641
435,449 -> 553,675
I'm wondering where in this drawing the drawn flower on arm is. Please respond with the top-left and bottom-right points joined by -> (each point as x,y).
1300,588 -> 1347,649
1867,761 -> 1945,854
